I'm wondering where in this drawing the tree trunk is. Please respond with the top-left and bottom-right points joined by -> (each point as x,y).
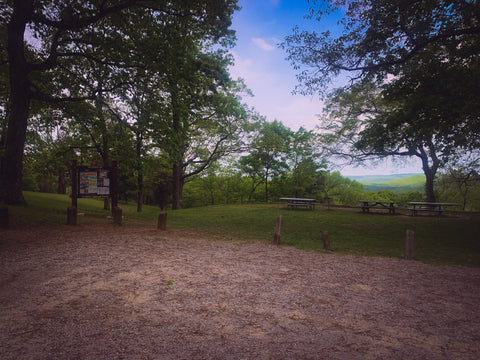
2,100 -> 29,204
170,93 -> 185,211
101,132 -> 110,216
248,178 -> 255,202
419,143 -> 439,203
136,132 -> 143,212
97,85 -> 111,211
210,187 -> 215,205
137,172 -> 143,212
172,162 -> 183,210
424,169 -> 436,202
264,169 -> 269,203
57,169 -> 66,194
265,180 -> 269,203
1,3 -> 30,204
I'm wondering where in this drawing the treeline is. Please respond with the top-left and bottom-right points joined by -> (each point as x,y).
183,170 -> 480,212
21,111 -> 480,211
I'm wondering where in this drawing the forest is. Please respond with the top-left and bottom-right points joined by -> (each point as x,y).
1,0 -> 480,211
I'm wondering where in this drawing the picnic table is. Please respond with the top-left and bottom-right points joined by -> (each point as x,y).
280,197 -> 316,210
358,200 -> 397,215
409,202 -> 458,216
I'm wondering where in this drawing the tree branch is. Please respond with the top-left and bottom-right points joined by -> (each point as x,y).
337,26 -> 480,73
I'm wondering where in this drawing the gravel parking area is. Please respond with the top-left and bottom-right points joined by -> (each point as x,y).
1,223 -> 479,359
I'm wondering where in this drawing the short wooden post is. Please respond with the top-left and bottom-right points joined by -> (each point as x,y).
405,229 -> 414,260
322,231 -> 331,251
67,206 -> 77,226
0,207 -> 9,229
157,212 -> 167,230
274,215 -> 282,245
113,206 -> 122,225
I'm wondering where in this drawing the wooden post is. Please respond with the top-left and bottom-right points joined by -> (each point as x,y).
406,229 -> 414,260
0,207 -> 9,229
274,215 -> 282,245
67,206 -> 77,226
322,231 -> 331,251
157,212 -> 167,230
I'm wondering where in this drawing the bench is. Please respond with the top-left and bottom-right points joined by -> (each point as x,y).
280,197 -> 316,210
358,201 -> 396,215
287,202 -> 314,210
409,202 -> 458,216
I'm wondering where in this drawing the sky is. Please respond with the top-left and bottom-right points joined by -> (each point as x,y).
228,0 -> 422,176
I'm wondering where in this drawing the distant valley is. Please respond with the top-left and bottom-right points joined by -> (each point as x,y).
345,173 -> 425,193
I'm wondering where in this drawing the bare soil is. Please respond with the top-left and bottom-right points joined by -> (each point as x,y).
1,223 -> 479,360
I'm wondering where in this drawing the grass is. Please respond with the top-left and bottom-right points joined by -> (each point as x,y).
5,191 -> 480,267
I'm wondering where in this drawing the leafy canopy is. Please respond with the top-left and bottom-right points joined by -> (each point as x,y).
282,0 -> 480,95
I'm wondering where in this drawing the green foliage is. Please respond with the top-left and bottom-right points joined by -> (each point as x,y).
437,168 -> 480,211
282,0 -> 480,97
315,171 -> 364,205
238,119 -> 293,202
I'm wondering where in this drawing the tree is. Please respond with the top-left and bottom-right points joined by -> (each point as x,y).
317,170 -> 343,200
314,171 -> 363,205
282,0 -> 480,201
108,66 -> 166,212
22,109 -> 77,193
437,156 -> 480,211
288,127 -> 324,197
274,127 -> 326,199
157,36 -> 251,209
238,152 -> 265,202
240,120 -> 292,202
319,80 -> 469,202
167,77 -> 251,210
0,0 -> 239,204
437,169 -> 480,211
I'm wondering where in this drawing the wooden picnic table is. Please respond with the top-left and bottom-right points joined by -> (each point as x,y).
358,200 -> 397,215
409,202 -> 458,216
280,197 -> 316,210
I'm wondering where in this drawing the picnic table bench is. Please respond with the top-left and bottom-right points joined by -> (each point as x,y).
358,200 -> 397,215
280,197 -> 316,210
409,202 -> 458,216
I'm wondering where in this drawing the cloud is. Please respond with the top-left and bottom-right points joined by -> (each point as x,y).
229,51 -> 322,130
251,37 -> 275,51
229,51 -> 259,83
271,97 -> 324,131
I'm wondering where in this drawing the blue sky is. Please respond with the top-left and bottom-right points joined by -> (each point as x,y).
229,0 -> 422,176
229,0 -> 323,132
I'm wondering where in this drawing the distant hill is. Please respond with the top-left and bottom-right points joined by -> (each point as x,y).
345,173 -> 425,193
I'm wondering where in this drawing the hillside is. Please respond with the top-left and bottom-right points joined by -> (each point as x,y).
345,173 -> 425,193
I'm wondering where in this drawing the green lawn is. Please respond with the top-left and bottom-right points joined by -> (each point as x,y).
6,191 -> 480,267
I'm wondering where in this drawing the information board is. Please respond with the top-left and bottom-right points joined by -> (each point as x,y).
78,167 -> 111,197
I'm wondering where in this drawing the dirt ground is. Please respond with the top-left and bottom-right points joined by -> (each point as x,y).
1,223 -> 479,360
